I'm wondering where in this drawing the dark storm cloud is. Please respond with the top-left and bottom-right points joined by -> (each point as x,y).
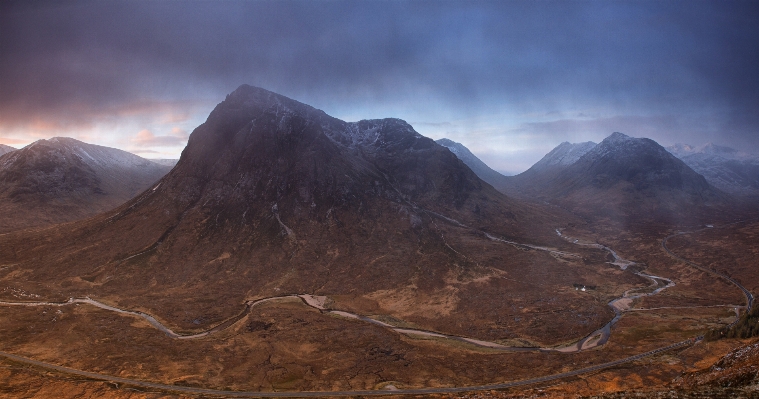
1,0 -> 758,150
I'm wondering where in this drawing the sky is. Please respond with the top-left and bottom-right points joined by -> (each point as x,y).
1,1 -> 758,174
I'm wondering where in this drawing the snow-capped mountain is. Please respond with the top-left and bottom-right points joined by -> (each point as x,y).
667,143 -> 759,196
0,144 -> 16,156
0,137 -> 172,232
435,138 -> 509,189
504,132 -> 730,226
529,141 -> 597,170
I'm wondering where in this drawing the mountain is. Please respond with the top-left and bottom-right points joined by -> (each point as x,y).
0,85 -> 619,346
499,141 -> 596,198
0,144 -> 16,156
148,158 -> 179,167
503,132 -> 729,225
0,137 -> 172,232
667,143 -> 759,196
435,138 -> 509,188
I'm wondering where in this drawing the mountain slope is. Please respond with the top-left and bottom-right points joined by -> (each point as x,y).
0,85 -> 622,345
0,144 -> 15,156
147,158 -> 179,167
667,143 -> 759,196
0,137 -> 172,232
435,138 -> 509,188
503,133 -> 729,225
530,141 -> 597,169
500,141 -> 596,198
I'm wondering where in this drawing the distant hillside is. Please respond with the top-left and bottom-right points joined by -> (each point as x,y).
0,144 -> 16,156
148,158 -> 179,167
502,133 -> 730,226
667,143 -> 759,196
435,138 -> 509,189
0,137 -> 172,232
498,141 -> 596,198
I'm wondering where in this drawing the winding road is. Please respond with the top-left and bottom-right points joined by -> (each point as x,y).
0,221 -> 750,396
0,230 -> 673,354
0,338 -> 696,397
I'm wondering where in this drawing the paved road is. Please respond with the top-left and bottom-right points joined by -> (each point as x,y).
662,224 -> 754,315
0,338 -> 695,397
0,220 -> 747,397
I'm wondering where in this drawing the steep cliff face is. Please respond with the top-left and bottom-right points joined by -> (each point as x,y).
0,144 -> 15,156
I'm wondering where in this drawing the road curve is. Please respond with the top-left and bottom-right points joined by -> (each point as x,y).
0,338 -> 695,397
662,224 -> 754,314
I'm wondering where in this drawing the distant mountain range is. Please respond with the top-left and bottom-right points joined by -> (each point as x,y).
435,138 -> 509,189
0,144 -> 16,156
0,137 -> 172,232
443,133 -> 733,226
666,143 -> 759,195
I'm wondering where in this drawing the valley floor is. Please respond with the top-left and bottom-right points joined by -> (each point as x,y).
0,220 -> 757,397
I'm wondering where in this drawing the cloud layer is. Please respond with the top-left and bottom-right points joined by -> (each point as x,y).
1,1 -> 757,169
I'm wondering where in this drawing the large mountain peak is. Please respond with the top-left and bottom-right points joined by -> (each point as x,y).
501,132 -> 729,225
168,85 -> 469,224
577,132 -> 707,190
595,132 -> 688,161
605,131 -> 631,142
0,86 -> 572,339
220,85 -> 325,120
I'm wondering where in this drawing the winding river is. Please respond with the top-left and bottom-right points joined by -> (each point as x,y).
0,228 -> 679,354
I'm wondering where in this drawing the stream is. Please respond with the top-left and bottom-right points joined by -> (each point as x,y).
0,229 -> 678,353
